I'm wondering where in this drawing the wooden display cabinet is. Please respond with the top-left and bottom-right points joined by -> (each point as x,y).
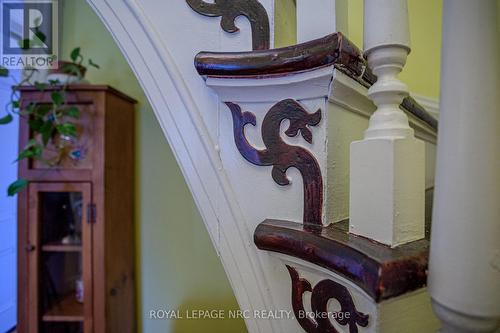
16,85 -> 136,333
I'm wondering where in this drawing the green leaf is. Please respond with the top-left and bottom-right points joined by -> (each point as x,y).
15,149 -> 33,161
0,67 -> 8,77
39,121 -> 54,146
16,144 -> 42,162
34,16 -> 42,28
12,100 -> 19,109
70,47 -> 81,62
0,113 -> 13,124
24,104 -> 35,115
42,128 -> 54,146
34,81 -> 47,90
34,104 -> 50,117
56,123 -> 77,137
16,139 -> 42,162
64,106 -> 80,118
61,63 -> 82,77
48,79 -> 60,85
24,139 -> 38,149
88,58 -> 100,69
28,117 -> 44,131
51,91 -> 63,106
7,179 -> 28,196
19,39 -> 30,49
34,29 -> 46,43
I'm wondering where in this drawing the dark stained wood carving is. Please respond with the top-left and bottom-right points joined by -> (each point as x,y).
195,32 -> 438,132
225,99 -> 323,226
255,219 -> 429,302
186,0 -> 270,50
195,32 -> 361,77
286,265 -> 369,333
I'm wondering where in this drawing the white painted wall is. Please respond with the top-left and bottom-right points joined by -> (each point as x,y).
0,71 -> 19,333
296,0 -> 348,42
86,1 -> 284,331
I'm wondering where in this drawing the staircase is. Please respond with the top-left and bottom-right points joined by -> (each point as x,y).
87,0 -> 500,331
194,30 -> 438,332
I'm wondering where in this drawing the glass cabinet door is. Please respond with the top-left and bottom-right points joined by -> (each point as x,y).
26,183 -> 93,333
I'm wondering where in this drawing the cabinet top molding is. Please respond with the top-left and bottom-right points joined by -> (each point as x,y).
16,84 -> 138,104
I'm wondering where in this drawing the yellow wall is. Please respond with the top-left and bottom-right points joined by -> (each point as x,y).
274,0 -> 443,99
348,0 -> 442,99
61,1 -> 246,332
274,0 -> 297,47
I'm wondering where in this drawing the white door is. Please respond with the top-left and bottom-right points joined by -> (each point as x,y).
0,71 -> 19,333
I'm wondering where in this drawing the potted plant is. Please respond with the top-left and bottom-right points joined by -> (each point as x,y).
0,47 -> 99,196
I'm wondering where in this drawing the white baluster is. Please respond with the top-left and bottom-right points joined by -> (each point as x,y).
349,0 -> 425,247
429,0 -> 500,332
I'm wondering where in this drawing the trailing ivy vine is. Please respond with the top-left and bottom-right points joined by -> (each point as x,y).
0,47 -> 99,196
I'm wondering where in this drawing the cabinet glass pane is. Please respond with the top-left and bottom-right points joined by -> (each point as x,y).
40,192 -> 83,246
39,191 -> 85,331
41,252 -> 83,322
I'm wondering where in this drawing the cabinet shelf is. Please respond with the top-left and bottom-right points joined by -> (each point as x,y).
42,242 -> 82,252
42,293 -> 84,322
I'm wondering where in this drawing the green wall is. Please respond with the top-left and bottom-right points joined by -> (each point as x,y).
61,1 -> 246,332
274,0 -> 443,99
274,0 -> 297,47
348,0 -> 442,99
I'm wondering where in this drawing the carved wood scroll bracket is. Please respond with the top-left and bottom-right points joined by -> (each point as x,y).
186,0 -> 270,50
287,265 -> 369,333
225,99 -> 323,226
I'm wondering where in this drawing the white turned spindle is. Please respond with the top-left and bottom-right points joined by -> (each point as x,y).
429,1 -> 500,332
349,0 -> 425,247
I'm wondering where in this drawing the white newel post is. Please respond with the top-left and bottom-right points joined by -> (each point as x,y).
429,1 -> 500,332
350,0 -> 425,247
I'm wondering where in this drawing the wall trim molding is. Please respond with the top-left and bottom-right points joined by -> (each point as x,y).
412,94 -> 440,120
329,70 -> 438,144
205,65 -> 333,102
87,1 -> 280,332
